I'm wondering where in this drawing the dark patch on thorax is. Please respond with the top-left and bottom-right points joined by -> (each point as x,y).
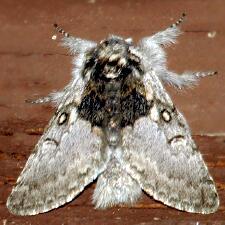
77,39 -> 150,128
77,75 -> 151,128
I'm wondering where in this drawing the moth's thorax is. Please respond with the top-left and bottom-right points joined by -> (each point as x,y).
104,80 -> 122,146
77,36 -> 150,146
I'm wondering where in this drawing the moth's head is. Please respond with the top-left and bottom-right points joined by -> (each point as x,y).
83,36 -> 143,81
96,37 -> 130,79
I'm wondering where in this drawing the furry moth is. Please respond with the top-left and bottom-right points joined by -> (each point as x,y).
7,13 -> 219,215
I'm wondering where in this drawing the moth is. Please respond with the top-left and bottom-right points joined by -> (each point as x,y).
7,13 -> 219,215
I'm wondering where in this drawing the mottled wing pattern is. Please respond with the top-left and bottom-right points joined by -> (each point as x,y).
119,71 -> 219,214
7,104 -> 108,215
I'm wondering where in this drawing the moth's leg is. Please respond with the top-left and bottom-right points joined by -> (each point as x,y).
26,96 -> 52,104
139,13 -> 186,48
53,23 -> 96,54
158,70 -> 217,89
27,25 -> 69,105
25,91 -> 64,105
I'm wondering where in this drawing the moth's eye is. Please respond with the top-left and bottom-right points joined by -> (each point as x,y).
104,40 -> 109,46
107,60 -> 118,67
128,54 -> 141,64
85,58 -> 95,68
100,40 -> 108,48
58,112 -> 69,125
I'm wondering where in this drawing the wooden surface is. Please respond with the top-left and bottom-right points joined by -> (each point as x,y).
0,0 -> 225,224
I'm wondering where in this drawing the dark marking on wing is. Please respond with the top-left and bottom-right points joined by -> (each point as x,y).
168,135 -> 185,144
44,138 -> 59,146
58,112 -> 69,125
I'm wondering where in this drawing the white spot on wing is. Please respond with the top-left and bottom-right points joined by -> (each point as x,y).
58,113 -> 67,124
162,110 -> 171,122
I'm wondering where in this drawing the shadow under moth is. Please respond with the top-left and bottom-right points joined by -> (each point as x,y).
7,13 -> 219,215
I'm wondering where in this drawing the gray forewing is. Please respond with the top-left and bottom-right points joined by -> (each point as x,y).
7,105 -> 108,215
118,71 -> 219,214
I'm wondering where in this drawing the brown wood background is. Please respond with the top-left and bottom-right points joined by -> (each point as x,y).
0,0 -> 225,224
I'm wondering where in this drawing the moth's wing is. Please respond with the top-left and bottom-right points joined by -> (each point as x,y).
119,72 -> 219,214
7,104 -> 108,215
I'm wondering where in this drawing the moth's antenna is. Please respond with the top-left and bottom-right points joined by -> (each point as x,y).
53,23 -> 70,37
195,71 -> 218,77
170,13 -> 186,28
